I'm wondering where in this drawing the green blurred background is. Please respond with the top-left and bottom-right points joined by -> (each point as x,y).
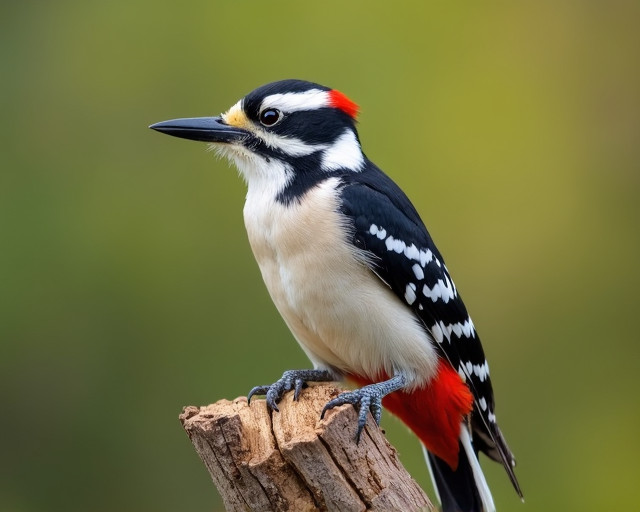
1,1 -> 639,511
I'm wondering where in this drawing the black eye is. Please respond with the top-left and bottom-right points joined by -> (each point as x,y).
259,108 -> 282,127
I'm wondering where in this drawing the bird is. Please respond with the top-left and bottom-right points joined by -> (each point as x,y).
150,79 -> 523,512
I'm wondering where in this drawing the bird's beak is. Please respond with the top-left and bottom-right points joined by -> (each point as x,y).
149,116 -> 249,143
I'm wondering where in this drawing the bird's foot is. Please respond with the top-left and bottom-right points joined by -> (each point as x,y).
320,374 -> 406,442
247,369 -> 335,411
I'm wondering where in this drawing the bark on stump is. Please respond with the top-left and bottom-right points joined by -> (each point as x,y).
179,383 -> 434,512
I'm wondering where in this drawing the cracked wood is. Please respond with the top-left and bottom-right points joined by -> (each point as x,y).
179,383 -> 433,512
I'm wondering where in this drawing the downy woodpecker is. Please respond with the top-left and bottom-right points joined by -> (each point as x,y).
151,79 -> 523,512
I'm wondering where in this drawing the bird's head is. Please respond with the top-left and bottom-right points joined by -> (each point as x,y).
150,79 -> 363,192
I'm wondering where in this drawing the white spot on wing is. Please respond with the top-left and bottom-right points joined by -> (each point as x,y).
419,249 -> 432,267
479,397 -> 487,411
445,323 -> 454,338
431,322 -> 444,344
432,319 -> 475,343
473,360 -> 489,381
423,282 -> 440,302
385,235 -> 395,251
369,224 -> 378,235
405,244 -> 420,261
412,263 -> 424,280
444,275 -> 454,300
422,276 -> 455,303
462,318 -> 474,337
405,283 -> 417,305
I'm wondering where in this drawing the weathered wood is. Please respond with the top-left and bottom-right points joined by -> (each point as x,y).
179,383 -> 434,512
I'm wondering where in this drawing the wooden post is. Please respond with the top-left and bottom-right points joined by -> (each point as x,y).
179,383 -> 434,512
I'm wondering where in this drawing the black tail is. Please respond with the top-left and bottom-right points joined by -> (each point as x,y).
425,433 -> 494,512
427,449 -> 481,512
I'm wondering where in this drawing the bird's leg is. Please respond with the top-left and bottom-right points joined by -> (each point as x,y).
247,369 -> 336,411
321,374 -> 407,442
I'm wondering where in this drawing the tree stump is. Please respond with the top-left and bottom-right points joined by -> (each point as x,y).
179,383 -> 434,512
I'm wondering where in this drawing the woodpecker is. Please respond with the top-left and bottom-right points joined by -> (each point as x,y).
150,79 -> 523,512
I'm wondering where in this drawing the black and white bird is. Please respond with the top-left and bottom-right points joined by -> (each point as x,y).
150,79 -> 523,512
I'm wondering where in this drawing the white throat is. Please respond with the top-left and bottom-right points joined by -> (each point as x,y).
213,143 -> 294,198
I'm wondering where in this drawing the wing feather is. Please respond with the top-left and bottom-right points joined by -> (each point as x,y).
337,163 -> 518,488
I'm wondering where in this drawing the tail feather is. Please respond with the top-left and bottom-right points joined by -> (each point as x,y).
348,363 -> 522,508
470,406 -> 523,500
423,424 -> 495,512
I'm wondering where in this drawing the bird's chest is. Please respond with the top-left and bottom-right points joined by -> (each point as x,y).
241,178 -> 438,382
244,180 -> 356,317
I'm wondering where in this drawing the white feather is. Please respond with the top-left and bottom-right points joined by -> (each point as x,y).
242,176 -> 439,388
422,443 -> 443,506
320,129 -> 364,172
460,423 -> 496,512
257,129 -> 326,157
260,89 -> 329,113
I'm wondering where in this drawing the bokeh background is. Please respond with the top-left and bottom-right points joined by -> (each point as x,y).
2,1 -> 639,511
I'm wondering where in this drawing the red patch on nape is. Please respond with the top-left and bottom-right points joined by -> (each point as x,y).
328,89 -> 359,119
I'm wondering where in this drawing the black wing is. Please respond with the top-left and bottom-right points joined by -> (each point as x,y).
338,161 -> 519,491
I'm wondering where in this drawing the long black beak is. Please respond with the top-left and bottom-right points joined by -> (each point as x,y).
149,116 -> 248,143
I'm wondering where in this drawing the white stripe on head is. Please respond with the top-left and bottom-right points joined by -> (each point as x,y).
255,125 -> 364,170
320,129 -> 364,172
259,89 -> 330,113
223,96 -> 327,157
256,129 -> 327,157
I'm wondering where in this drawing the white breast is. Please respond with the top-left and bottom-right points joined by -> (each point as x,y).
243,176 -> 439,389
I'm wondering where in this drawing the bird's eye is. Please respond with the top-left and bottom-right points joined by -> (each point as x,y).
259,108 -> 282,127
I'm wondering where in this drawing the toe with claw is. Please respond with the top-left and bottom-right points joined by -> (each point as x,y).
320,375 -> 406,442
247,369 -> 335,411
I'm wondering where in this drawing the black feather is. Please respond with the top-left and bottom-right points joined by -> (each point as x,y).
428,445 -> 483,512
337,159 -> 522,498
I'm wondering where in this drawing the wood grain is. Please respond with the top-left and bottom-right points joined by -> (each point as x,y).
179,383 -> 433,512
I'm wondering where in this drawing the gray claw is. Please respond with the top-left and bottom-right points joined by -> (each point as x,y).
266,385 -> 283,411
321,389 -> 381,442
320,375 -> 406,443
247,385 -> 270,404
293,378 -> 306,401
247,369 -> 335,411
